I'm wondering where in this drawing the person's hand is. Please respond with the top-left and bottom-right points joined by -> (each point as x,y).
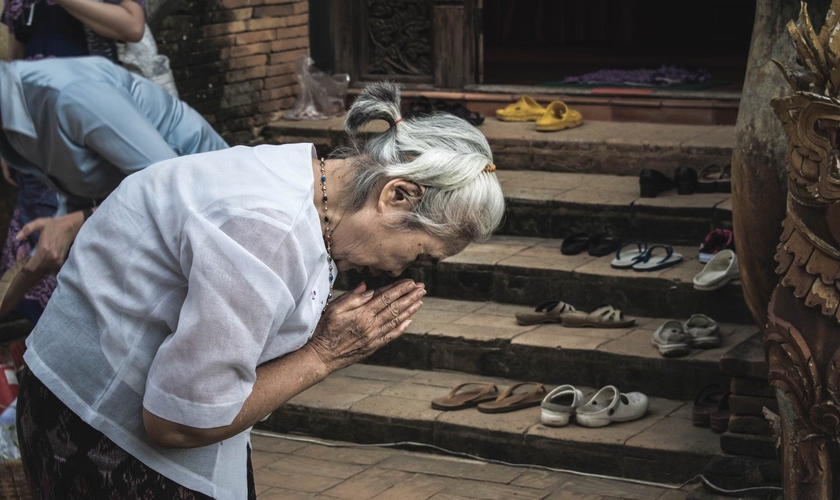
0,158 -> 18,188
305,279 -> 426,373
15,211 -> 86,274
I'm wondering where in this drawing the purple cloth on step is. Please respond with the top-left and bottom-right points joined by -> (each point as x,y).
562,65 -> 711,86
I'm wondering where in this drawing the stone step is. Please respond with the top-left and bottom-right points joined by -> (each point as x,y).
361,295 -> 757,401
496,170 -> 732,245
262,118 -> 733,178
348,86 -> 742,126
256,364 -> 745,485
337,235 -> 751,324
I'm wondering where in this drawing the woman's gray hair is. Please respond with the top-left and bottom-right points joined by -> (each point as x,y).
336,81 -> 505,242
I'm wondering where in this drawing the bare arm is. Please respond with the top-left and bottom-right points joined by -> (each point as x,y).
143,280 -> 425,448
54,0 -> 145,42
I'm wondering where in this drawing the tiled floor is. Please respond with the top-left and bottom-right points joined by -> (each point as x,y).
250,431 -> 702,499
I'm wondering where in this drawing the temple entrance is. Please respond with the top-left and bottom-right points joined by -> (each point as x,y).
482,0 -> 754,93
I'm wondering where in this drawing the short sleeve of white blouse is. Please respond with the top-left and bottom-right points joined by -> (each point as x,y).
23,143 -> 331,500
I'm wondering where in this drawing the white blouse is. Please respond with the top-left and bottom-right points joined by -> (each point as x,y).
24,143 -> 331,499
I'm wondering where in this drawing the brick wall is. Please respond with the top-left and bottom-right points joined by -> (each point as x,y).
154,0 -> 309,145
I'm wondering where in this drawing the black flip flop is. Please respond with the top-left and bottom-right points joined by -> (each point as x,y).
561,232 -> 590,255
587,233 -> 620,257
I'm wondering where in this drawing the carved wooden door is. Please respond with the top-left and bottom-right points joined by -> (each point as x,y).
329,0 -> 481,88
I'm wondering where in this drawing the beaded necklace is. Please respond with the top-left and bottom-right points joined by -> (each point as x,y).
319,158 -> 334,307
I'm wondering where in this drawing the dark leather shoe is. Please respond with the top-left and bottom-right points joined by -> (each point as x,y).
674,167 -> 698,195
639,169 -> 674,198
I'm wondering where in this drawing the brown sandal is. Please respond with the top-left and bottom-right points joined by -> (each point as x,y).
560,305 -> 635,328
515,300 -> 576,325
477,382 -> 547,414
431,382 -> 501,411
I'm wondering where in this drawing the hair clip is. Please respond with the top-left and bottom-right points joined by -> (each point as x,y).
484,163 -> 496,173
392,118 -> 404,128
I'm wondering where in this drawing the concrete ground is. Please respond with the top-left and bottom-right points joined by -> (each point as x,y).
250,431 -> 702,500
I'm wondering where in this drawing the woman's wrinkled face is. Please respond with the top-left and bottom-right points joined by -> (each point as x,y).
332,226 -> 468,277
330,178 -> 470,277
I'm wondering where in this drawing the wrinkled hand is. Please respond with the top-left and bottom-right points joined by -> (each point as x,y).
16,211 -> 85,274
306,279 -> 426,373
1,158 -> 18,187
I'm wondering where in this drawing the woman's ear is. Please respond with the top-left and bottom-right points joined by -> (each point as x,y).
379,179 -> 425,212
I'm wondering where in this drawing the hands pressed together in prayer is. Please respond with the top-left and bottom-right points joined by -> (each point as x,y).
306,279 -> 426,372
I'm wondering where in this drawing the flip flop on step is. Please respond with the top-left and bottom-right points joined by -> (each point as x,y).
560,232 -> 590,256
431,382 -> 501,411
495,96 -> 546,122
693,249 -> 739,291
631,245 -> 683,272
515,300 -> 577,325
477,382 -> 547,413
575,385 -> 649,428
561,304 -> 635,328
610,242 -> 648,269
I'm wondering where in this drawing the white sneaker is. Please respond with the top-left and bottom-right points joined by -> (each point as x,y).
684,314 -> 721,349
651,320 -> 690,357
540,385 -> 593,427
575,386 -> 649,428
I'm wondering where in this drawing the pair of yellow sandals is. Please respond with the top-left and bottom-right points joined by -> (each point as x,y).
496,96 -> 583,132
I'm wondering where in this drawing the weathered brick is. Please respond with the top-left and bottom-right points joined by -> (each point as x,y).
259,86 -> 294,101
223,130 -> 256,146
226,66 -> 268,83
167,49 -> 223,69
228,54 -> 268,70
245,17 -> 287,31
229,42 -> 272,58
252,4 -> 296,18
235,29 -> 276,45
277,13 -> 307,28
173,61 -> 226,81
269,48 -> 308,65
266,62 -> 295,77
270,36 -> 308,52
274,25 -> 308,40
203,20 -> 248,37
223,79 -> 266,97
191,100 -> 223,115
264,74 -> 296,89
257,96 -> 295,114
221,0 -> 265,9
222,92 -> 259,108
210,7 -> 254,23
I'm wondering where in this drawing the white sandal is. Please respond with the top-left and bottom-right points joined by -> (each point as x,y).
575,386 -> 649,428
540,385 -> 594,427
692,250 -> 739,291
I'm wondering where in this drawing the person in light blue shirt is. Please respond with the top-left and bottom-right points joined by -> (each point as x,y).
0,55 -> 228,305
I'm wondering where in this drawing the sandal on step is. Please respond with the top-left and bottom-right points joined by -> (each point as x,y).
651,320 -> 690,358
561,232 -> 590,255
515,300 -> 577,325
535,101 -> 583,132
575,386 -> 649,428
587,233 -> 620,257
610,242 -> 648,269
710,392 -> 732,432
0,256 -> 44,318
477,382 -> 547,413
541,384 -> 595,427
697,164 -> 722,193
692,383 -> 727,428
631,245 -> 683,272
495,96 -> 546,122
431,382 -> 501,411
561,305 -> 635,328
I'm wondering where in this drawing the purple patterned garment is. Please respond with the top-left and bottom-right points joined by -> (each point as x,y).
16,368 -> 258,499
561,65 -> 711,87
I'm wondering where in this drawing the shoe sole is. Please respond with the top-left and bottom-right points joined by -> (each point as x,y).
540,409 -> 572,427
495,114 -> 543,122
652,339 -> 690,357
689,337 -> 722,349
535,121 -> 583,132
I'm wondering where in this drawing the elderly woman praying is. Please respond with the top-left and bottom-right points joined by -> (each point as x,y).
15,82 -> 505,500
